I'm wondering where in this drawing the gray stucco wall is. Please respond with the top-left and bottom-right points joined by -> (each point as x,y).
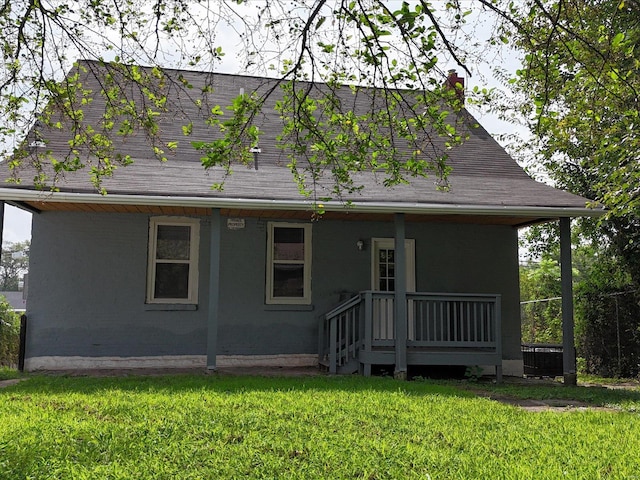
26,211 -> 521,361
409,222 -> 521,359
26,211 -> 210,358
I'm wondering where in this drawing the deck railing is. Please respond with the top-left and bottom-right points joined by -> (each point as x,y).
407,293 -> 500,348
321,291 -> 502,375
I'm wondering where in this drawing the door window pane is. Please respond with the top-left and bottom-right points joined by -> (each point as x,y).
378,247 -> 395,292
379,264 -> 386,279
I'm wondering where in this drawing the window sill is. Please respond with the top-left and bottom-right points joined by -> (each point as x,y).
144,303 -> 198,311
264,304 -> 314,311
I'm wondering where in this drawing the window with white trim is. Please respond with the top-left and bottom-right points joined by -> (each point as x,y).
147,217 -> 200,304
266,222 -> 312,304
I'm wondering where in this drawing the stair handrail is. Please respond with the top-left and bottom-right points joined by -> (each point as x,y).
322,293 -> 363,374
324,293 -> 362,321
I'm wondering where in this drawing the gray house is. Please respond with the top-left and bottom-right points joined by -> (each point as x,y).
0,61 -> 601,378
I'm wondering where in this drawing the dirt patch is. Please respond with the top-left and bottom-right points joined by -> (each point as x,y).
465,379 -> 619,412
458,376 -> 634,412
583,382 -> 640,390
0,378 -> 25,389
468,389 -> 619,412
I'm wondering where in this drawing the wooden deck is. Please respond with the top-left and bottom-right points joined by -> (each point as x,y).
319,291 -> 503,380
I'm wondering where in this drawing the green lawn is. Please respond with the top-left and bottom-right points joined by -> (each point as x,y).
1,375 -> 639,479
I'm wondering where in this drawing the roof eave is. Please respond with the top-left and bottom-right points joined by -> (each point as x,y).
0,188 -> 606,219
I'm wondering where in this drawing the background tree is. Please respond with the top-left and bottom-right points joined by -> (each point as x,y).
502,0 -> 640,376
505,0 -> 640,281
520,258 -> 563,344
575,255 -> 640,377
0,241 -> 30,291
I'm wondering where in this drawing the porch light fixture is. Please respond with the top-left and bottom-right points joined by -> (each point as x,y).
356,239 -> 364,251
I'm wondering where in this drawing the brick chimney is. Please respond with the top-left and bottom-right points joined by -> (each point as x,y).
445,69 -> 465,102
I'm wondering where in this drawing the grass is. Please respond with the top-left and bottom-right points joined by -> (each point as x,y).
0,366 -> 20,381
1,374 -> 639,479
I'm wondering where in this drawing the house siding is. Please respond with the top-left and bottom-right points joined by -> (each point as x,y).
26,211 -> 210,359
25,211 -> 521,366
410,222 -> 521,360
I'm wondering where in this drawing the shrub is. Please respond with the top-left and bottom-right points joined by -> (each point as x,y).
0,296 -> 20,367
520,258 -> 563,343
575,257 -> 640,378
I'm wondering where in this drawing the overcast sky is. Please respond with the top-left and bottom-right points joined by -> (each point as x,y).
3,206 -> 31,244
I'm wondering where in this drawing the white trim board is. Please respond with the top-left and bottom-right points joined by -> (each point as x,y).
24,354 -> 319,371
23,355 -> 523,376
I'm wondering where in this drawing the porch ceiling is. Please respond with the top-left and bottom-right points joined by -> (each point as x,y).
19,200 -> 551,226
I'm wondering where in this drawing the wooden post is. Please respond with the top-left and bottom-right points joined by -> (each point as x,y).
206,209 -> 221,371
394,213 -> 408,379
362,291 -> 372,376
560,217 -> 577,386
18,314 -> 27,371
317,312 -> 326,369
494,296 -> 503,383
328,315 -> 337,374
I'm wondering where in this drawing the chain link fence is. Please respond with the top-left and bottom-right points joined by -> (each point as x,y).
521,296 -> 563,344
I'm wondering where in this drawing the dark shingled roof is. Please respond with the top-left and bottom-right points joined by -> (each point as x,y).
0,60 -> 602,223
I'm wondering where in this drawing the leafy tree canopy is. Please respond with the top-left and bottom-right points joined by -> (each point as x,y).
2,0 -> 637,213
0,0 -> 515,199
507,0 -> 640,285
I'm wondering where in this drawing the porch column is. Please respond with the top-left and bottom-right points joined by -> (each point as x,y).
560,217 -> 577,386
206,208 -> 222,370
394,213 -> 408,379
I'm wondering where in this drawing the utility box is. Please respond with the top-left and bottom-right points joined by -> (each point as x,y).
522,343 -> 563,377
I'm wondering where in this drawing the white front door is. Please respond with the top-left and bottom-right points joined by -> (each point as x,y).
371,238 -> 416,340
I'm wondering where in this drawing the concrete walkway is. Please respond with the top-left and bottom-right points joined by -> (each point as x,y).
0,378 -> 24,388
